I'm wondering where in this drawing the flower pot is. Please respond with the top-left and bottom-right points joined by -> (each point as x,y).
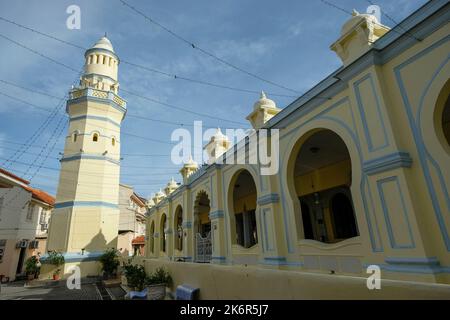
53,274 -> 60,281
147,284 -> 166,300
27,274 -> 35,281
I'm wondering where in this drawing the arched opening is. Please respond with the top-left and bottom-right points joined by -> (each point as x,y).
93,133 -> 99,142
160,214 -> 167,253
112,137 -> 116,146
174,205 -> 183,251
432,79 -> 450,153
231,170 -> 258,248
149,221 -> 155,254
72,132 -> 78,143
291,129 -> 358,243
194,191 -> 211,262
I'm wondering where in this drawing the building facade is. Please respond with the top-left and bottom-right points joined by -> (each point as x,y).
0,168 -> 54,282
44,36 -> 127,277
118,183 -> 147,257
145,0 -> 450,290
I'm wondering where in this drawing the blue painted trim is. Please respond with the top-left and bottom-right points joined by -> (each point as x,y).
259,256 -> 303,267
211,256 -> 226,260
363,152 -> 413,175
257,193 -> 280,206
353,73 -> 389,152
377,176 -> 415,249
264,256 -> 286,261
69,115 -> 121,127
67,94 -> 126,115
209,210 -> 224,220
363,261 -> 450,275
385,256 -> 440,266
54,201 -> 118,209
394,35 -> 450,250
182,221 -> 192,229
60,153 -> 120,165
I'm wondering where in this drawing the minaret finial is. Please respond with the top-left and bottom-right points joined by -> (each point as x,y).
260,90 -> 267,99
104,32 -> 107,37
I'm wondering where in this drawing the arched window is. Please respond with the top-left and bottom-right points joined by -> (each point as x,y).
194,191 -> 211,263
174,206 -> 183,251
72,132 -> 78,143
112,137 -> 116,146
93,133 -> 99,142
160,214 -> 167,253
150,221 -> 155,254
230,170 -> 258,248
290,129 -> 359,243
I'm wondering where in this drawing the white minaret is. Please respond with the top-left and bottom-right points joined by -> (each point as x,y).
46,36 -> 126,272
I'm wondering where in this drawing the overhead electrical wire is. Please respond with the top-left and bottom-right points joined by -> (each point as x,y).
0,15 -> 298,98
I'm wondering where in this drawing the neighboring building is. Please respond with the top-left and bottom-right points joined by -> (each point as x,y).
0,167 -> 54,282
145,0 -> 450,298
118,184 -> 147,257
44,35 -> 126,278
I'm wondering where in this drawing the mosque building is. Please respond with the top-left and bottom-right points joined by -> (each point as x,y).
43,0 -> 449,298
144,2 -> 450,298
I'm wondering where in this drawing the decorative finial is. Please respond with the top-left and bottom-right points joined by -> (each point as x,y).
352,9 -> 359,16
260,91 -> 267,99
104,32 -> 107,38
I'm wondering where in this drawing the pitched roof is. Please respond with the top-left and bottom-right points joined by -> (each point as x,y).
0,167 -> 55,206
0,167 -> 30,185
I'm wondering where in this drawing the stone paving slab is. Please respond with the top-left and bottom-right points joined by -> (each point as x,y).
0,281 -> 101,300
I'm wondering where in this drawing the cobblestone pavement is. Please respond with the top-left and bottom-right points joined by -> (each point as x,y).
0,281 -> 101,300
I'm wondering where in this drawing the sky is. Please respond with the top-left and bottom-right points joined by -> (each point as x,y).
0,0 -> 427,199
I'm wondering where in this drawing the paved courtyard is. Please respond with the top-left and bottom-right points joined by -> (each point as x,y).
0,281 -> 103,300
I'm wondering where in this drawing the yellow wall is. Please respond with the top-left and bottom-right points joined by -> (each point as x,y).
295,159 -> 351,196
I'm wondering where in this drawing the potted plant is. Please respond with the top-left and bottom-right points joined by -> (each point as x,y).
99,248 -> 120,280
146,267 -> 172,300
47,251 -> 65,280
122,262 -> 146,291
25,256 -> 38,281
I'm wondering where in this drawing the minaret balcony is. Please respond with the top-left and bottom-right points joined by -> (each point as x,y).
67,87 -> 127,115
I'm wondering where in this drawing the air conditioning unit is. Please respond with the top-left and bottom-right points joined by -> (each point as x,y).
29,240 -> 39,249
16,240 -> 28,248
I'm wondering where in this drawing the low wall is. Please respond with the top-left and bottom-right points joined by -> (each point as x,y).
143,259 -> 450,300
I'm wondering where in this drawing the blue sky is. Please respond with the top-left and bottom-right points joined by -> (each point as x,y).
0,0 -> 426,198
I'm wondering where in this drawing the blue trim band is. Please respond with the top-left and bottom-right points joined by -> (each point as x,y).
60,153 -> 120,165
182,221 -> 192,229
211,256 -> 226,260
54,201 -> 119,209
209,210 -> 224,220
70,115 -> 121,127
257,193 -> 280,206
363,152 -> 413,175
385,256 -> 440,266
